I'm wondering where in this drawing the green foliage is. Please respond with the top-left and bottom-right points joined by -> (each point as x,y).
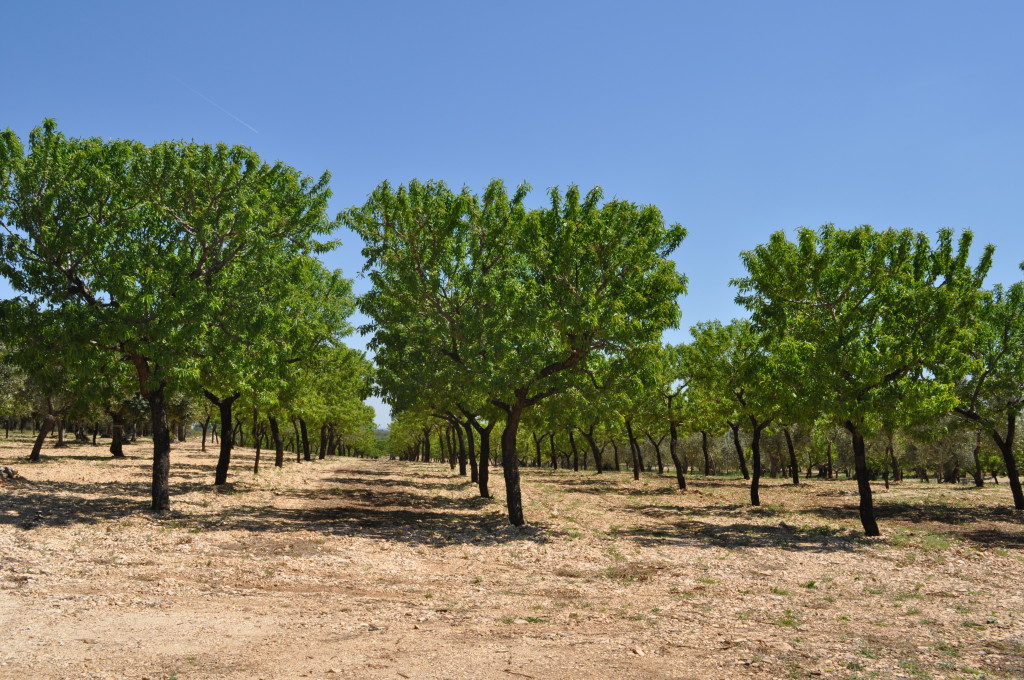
0,121 -> 349,506
733,224 -> 992,435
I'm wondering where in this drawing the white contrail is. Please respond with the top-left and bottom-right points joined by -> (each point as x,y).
171,75 -> 259,133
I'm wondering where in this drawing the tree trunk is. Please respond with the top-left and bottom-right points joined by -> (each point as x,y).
203,391 -> 240,486
783,427 -> 799,485
109,411 -> 125,458
269,416 -> 284,468
29,412 -> 55,462
253,423 -> 262,475
327,426 -> 338,457
446,426 -> 457,470
612,438 -> 621,471
581,426 -> 604,474
888,433 -> 902,481
971,429 -> 984,488
454,422 -> 467,476
846,421 -> 880,536
668,420 -> 686,490
54,418 -> 66,448
625,420 -> 641,481
750,421 -> 764,506
147,386 -> 172,513
299,418 -> 311,461
463,420 -> 477,483
646,431 -> 664,475
992,409 -> 1024,510
200,417 -> 209,452
500,400 -> 526,526
319,424 -> 328,460
701,430 -> 713,476
422,427 -> 431,463
476,422 -> 493,498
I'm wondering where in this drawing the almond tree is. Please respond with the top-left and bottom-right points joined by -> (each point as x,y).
946,280 -> 1024,509
687,320 -> 788,505
345,180 -> 686,525
734,225 -> 992,535
0,121 -> 335,511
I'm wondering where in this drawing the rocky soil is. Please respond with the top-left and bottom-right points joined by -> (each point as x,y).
1,434 -> 1022,679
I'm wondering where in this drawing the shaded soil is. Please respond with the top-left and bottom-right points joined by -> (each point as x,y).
1,434 -> 1022,679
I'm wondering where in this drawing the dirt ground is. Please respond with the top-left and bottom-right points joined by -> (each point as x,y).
1,434 -> 1022,680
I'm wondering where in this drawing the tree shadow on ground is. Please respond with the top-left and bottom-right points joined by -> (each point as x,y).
0,469 -> 549,547
805,500 -> 1023,526
613,519 -> 859,553
0,480 -> 154,528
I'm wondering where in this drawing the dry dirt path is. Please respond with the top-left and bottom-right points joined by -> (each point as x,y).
1,437 -> 1023,679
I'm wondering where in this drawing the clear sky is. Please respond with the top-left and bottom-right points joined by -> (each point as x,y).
3,1 -> 1022,425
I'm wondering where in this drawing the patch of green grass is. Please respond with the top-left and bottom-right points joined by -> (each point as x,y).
898,658 -> 932,680
770,586 -> 790,596
777,609 -> 800,627
697,576 -> 717,585
801,580 -> 817,589
524,616 -> 546,623
859,648 -> 878,659
893,587 -> 922,601
934,641 -> 959,658
961,620 -> 985,630
920,534 -> 951,552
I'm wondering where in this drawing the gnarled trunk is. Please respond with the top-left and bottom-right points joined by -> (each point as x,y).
500,400 -> 526,525
846,420 -> 880,536
783,427 -> 799,485
625,420 -> 641,481
29,412 -> 55,462
269,416 -> 284,468
204,391 -> 240,486
701,431 -> 713,476
147,385 -> 172,513
750,421 -> 764,506
668,420 -> 686,490
463,420 -> 477,483
109,410 -> 126,458
992,409 -> 1024,510
729,422 -> 749,480
646,431 -> 664,475
569,430 -> 579,472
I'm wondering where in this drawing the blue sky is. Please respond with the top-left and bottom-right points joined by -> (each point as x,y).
3,1 -> 1022,425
